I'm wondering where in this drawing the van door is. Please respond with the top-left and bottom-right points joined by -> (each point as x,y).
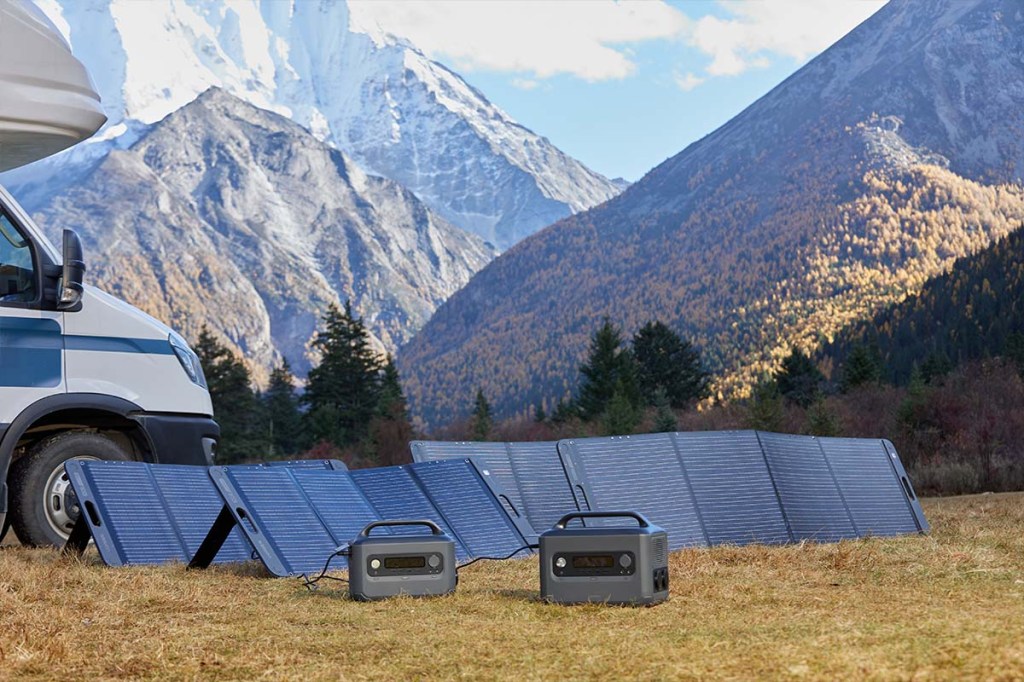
0,210 -> 65,430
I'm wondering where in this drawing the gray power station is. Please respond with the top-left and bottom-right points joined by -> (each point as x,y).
348,520 -> 457,601
539,512 -> 669,606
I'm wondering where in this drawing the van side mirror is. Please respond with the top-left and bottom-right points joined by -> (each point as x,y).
57,228 -> 85,311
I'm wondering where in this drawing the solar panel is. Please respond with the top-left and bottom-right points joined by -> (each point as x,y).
64,459 -> 345,567
201,460 -> 535,577
410,440 -> 575,535
557,434 -> 707,550
409,460 -> 534,560
348,465 -> 471,561
507,441 -> 578,533
674,431 -> 791,546
757,432 -> 857,542
410,441 -> 521,517
818,437 -> 928,536
207,466 -> 379,577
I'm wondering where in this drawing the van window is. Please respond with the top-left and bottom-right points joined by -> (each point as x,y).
0,213 -> 36,304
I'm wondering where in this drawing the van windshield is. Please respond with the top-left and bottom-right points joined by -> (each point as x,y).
0,213 -> 36,304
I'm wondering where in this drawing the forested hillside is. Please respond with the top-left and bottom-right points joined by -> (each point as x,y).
400,0 -> 1024,426
820,225 -> 1024,384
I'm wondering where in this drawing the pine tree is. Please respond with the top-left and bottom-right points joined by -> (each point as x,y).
471,389 -> 492,441
263,359 -> 302,459
744,378 -> 784,431
920,350 -> 953,385
775,348 -> 824,407
194,326 -> 267,463
367,356 -> 414,467
1006,333 -> 1024,377
601,380 -> 641,436
533,401 -> 547,423
577,318 -> 641,421
805,398 -> 841,437
651,386 -> 678,433
632,321 -> 709,408
551,399 -> 577,424
303,302 -> 383,449
840,344 -> 883,393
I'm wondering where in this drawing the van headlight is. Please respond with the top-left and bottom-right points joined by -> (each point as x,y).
169,334 -> 208,389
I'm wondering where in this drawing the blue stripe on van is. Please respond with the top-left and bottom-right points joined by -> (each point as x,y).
65,335 -> 174,355
0,317 -> 62,388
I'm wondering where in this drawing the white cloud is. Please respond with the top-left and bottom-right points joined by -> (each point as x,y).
348,0 -> 690,82
689,1 -> 887,77
349,0 -> 888,86
511,78 -> 540,91
674,71 -> 705,91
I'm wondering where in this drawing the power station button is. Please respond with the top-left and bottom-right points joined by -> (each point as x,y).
428,555 -> 441,568
619,554 -> 633,568
370,559 -> 381,570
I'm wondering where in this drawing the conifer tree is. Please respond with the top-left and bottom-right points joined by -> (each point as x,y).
533,401 -> 546,423
578,318 -> 641,421
744,378 -> 784,432
651,386 -> 678,433
775,349 -> 824,407
368,356 -> 414,466
264,358 -> 302,458
1006,333 -> 1024,377
471,389 -> 493,441
920,350 -> 953,385
601,380 -> 641,436
805,398 -> 841,437
632,321 -> 709,408
304,301 -> 382,449
195,326 -> 266,463
840,344 -> 883,393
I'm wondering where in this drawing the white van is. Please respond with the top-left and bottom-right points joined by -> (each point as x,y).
0,0 -> 219,547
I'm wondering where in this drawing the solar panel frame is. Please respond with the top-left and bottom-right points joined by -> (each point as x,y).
64,459 -> 345,568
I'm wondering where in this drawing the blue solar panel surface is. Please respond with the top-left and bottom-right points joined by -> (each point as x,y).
66,460 -> 342,568
558,435 -> 707,550
818,438 -> 925,536
757,432 -> 857,542
676,431 -> 791,546
410,460 -> 531,559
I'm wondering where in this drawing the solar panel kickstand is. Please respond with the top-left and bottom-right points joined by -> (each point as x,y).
62,516 -> 93,558
187,506 -> 238,570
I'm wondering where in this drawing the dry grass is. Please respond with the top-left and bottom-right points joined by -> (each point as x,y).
2,493 -> 1024,680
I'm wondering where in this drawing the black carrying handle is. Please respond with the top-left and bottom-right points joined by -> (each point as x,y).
360,519 -> 444,537
553,511 -> 651,529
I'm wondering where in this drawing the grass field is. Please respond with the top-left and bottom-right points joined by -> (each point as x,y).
2,493 -> 1023,680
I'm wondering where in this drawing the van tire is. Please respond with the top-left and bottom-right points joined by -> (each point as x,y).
9,432 -> 130,548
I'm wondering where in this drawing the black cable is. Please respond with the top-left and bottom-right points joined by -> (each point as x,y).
456,543 -> 539,571
303,545 -> 350,591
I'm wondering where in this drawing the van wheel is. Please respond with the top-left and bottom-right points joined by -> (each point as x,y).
9,432 -> 130,548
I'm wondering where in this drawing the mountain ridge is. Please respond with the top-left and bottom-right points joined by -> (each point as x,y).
399,0 -> 1024,426
31,87 -> 494,378
8,0 -> 620,249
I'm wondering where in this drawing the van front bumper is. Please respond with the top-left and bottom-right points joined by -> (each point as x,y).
132,413 -> 220,466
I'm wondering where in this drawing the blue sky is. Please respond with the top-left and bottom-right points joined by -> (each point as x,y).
351,0 -> 886,181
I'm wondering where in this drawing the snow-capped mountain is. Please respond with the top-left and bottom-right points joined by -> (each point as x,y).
31,88 -> 494,377
19,0 -> 620,249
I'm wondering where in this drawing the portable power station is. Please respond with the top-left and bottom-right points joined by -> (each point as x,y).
348,520 -> 457,601
539,511 -> 669,606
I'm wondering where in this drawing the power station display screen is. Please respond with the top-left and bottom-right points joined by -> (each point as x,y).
572,555 -> 615,569
383,556 -> 427,570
